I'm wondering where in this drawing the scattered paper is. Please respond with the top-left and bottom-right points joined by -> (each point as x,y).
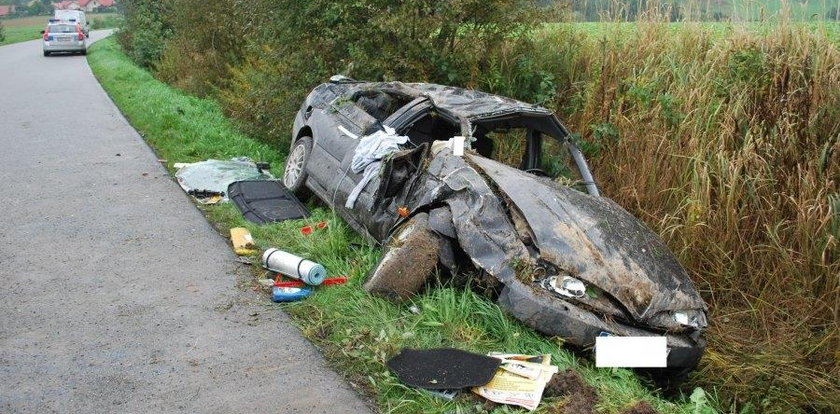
472,353 -> 558,411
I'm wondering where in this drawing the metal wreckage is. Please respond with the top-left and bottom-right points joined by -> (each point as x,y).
282,76 -> 708,378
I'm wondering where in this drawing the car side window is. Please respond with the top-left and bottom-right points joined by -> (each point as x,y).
353,91 -> 412,123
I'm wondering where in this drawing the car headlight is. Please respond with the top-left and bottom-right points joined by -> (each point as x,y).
543,275 -> 586,298
673,310 -> 707,329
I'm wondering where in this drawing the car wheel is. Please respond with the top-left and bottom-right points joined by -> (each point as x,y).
283,136 -> 312,196
43,51 -> 50,57
364,213 -> 440,301
81,49 -> 87,56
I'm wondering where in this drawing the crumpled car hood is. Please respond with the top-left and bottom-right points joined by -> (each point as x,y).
467,155 -> 706,322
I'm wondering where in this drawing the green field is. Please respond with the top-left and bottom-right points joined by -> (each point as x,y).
571,0 -> 840,21
86,35 -> 721,414
0,13 -> 121,46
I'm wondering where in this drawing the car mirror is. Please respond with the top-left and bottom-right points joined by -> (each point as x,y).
40,30 -> 45,34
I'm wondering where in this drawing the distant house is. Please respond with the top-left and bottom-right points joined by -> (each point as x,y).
54,0 -> 115,12
0,5 -> 17,17
78,0 -> 116,12
53,1 -> 81,10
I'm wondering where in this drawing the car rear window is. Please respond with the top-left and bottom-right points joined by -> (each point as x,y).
49,24 -> 77,33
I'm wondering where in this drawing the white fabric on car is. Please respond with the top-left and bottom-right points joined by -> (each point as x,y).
345,126 -> 409,209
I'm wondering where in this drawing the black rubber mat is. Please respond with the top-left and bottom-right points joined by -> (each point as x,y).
386,348 -> 501,389
228,180 -> 309,224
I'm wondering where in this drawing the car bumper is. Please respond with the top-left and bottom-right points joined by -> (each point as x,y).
43,41 -> 86,52
498,278 -> 705,371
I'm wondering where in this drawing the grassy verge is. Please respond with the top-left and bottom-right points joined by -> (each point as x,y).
0,13 -> 121,46
87,36 -> 717,414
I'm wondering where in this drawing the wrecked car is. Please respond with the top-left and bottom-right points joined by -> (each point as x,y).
282,76 -> 708,379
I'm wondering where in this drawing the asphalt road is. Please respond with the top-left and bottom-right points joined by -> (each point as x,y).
0,32 -> 373,413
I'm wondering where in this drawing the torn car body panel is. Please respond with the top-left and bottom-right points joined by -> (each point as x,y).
285,78 -> 709,374
466,155 -> 706,322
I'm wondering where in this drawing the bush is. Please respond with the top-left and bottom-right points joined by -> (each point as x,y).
117,0 -> 171,68
0,20 -> 5,43
139,0 -> 550,146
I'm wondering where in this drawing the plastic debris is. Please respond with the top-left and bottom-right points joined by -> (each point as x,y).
230,227 -> 258,256
425,389 -> 459,401
300,221 -> 328,236
274,276 -> 347,288
271,286 -> 311,302
262,248 -> 327,285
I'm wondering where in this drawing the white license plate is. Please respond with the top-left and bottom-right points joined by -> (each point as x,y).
595,336 -> 667,368
58,36 -> 72,42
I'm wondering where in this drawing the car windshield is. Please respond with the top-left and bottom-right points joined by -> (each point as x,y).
49,25 -> 77,33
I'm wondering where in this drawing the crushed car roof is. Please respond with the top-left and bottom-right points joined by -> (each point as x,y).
325,79 -> 556,122
405,82 -> 554,120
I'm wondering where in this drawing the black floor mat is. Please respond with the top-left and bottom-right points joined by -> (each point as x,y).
228,180 -> 309,224
386,348 -> 501,389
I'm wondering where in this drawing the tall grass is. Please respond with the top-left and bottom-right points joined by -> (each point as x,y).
500,10 -> 839,412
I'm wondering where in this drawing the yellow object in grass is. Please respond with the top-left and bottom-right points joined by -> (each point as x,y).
230,227 -> 258,255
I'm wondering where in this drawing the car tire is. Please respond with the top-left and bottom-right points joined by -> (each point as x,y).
81,49 -> 87,56
364,213 -> 440,301
283,136 -> 312,197
43,51 -> 50,57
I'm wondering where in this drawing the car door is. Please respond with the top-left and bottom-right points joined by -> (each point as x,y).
333,97 -> 434,242
305,98 -> 378,204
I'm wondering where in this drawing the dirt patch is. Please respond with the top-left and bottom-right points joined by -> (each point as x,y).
543,370 -> 599,414
620,401 -> 659,414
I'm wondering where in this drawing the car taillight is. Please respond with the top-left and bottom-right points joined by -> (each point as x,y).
77,29 -> 84,40
43,29 -> 49,41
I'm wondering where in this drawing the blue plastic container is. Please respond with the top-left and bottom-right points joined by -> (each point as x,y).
271,286 -> 311,302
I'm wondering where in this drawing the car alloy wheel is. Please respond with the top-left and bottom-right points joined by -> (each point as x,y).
282,136 -> 312,196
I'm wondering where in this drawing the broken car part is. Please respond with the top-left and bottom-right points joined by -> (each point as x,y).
542,275 -> 586,299
228,180 -> 309,224
175,157 -> 273,202
262,248 -> 327,285
387,348 -> 501,389
284,78 -> 709,378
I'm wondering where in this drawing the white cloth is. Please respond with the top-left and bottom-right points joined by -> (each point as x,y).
345,126 -> 409,208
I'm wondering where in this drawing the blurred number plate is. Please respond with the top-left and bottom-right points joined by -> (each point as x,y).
595,336 -> 667,368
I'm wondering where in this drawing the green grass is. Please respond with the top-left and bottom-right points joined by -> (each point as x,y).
0,13 -> 121,46
86,36 -> 719,414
